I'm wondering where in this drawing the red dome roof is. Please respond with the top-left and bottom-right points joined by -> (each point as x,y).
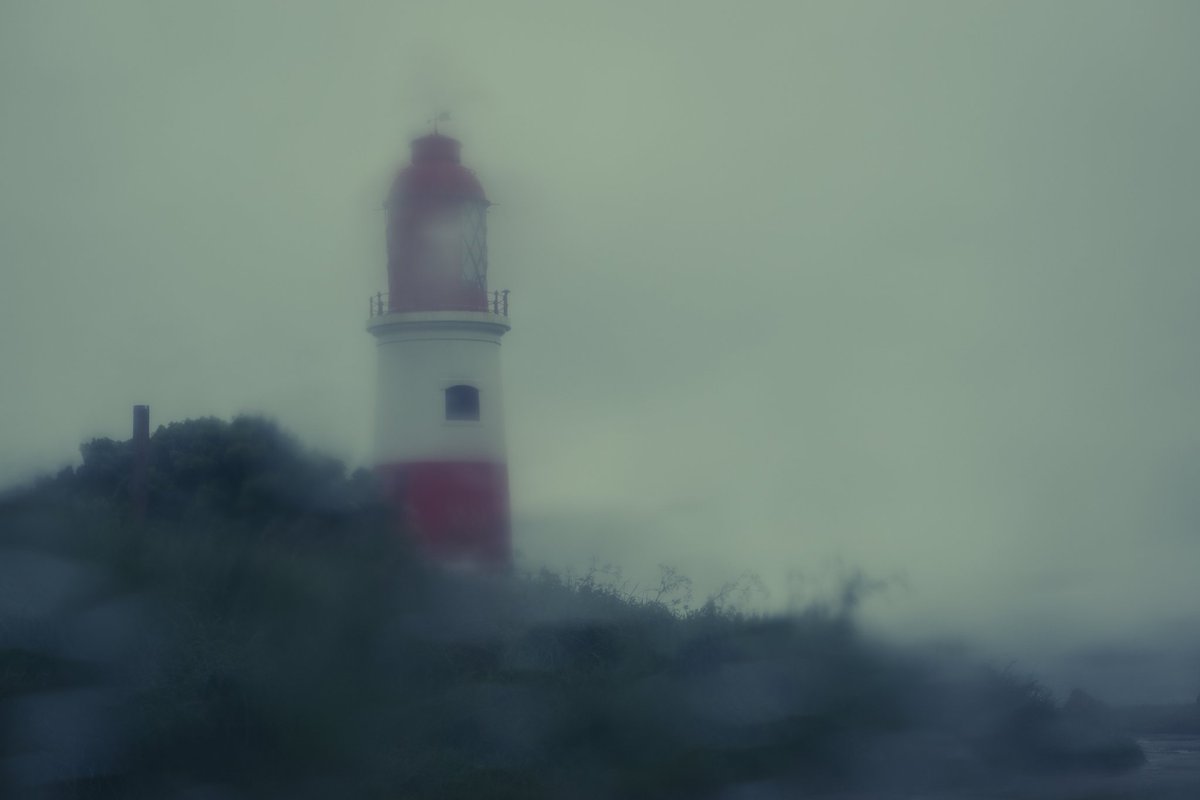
388,133 -> 488,205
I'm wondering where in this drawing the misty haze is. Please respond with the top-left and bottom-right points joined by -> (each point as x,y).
2,1 -> 1200,798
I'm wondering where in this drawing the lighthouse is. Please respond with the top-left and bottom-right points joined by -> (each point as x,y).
367,132 -> 512,566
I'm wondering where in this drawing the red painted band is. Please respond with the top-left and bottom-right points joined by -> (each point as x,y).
376,460 -> 510,567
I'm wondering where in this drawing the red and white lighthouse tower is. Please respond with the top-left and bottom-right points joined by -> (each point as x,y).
367,132 -> 512,566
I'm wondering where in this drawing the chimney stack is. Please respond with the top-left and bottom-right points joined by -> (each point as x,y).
131,405 -> 150,523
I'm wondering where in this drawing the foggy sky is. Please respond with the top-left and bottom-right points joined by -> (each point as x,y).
2,1 -> 1198,703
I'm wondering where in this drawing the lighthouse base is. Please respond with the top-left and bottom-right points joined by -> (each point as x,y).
376,460 -> 511,567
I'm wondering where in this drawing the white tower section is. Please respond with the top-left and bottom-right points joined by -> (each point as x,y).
368,310 -> 510,466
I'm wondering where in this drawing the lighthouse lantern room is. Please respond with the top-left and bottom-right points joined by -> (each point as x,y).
368,132 -> 512,566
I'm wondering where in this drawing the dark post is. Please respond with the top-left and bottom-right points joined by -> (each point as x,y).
131,405 -> 150,524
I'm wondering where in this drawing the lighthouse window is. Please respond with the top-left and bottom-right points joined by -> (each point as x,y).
445,384 -> 480,421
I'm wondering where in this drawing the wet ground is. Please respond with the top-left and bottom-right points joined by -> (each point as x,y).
786,736 -> 1200,800
1129,735 -> 1200,798
953,735 -> 1200,799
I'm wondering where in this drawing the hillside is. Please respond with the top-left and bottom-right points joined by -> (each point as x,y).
0,417 -> 1147,798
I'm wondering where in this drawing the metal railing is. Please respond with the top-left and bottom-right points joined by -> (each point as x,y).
369,290 -> 510,318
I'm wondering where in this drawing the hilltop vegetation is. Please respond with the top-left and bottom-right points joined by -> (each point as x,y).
0,417 -> 1145,798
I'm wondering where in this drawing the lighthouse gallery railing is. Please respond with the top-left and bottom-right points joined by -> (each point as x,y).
369,290 -> 509,318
